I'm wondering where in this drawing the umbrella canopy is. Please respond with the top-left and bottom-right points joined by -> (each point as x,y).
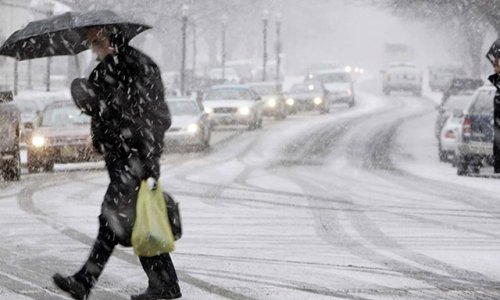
0,10 -> 151,61
486,38 -> 500,66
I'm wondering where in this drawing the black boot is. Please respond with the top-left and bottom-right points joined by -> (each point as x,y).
130,282 -> 181,300
53,273 -> 91,300
131,253 -> 182,300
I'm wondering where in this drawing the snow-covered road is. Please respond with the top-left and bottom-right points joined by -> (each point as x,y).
1,79 -> 499,299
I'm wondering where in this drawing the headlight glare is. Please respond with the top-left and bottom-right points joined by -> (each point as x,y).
187,123 -> 199,133
268,98 -> 277,108
238,106 -> 251,115
314,97 -> 323,105
286,98 -> 294,106
32,135 -> 45,147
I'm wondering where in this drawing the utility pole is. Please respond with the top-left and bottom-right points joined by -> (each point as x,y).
275,12 -> 282,82
180,4 -> 189,96
262,9 -> 269,82
221,14 -> 228,81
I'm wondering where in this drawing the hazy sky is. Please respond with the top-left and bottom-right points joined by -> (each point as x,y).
277,1 -> 452,74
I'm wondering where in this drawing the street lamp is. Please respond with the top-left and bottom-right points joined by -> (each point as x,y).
275,12 -> 282,82
221,14 -> 228,81
180,4 -> 189,96
262,9 -> 269,82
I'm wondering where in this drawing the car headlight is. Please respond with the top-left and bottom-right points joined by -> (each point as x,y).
238,106 -> 251,115
267,98 -> 277,108
32,135 -> 45,147
345,65 -> 352,73
286,98 -> 294,106
187,123 -> 199,133
314,97 -> 323,105
205,107 -> 213,114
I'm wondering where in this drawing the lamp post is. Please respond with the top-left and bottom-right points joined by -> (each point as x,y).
192,20 -> 197,75
180,4 -> 189,96
221,14 -> 228,81
262,9 -> 269,82
275,12 -> 282,82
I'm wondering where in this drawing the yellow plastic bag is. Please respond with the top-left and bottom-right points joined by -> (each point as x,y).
132,181 -> 175,257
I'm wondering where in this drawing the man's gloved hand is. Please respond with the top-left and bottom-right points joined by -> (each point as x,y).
146,177 -> 158,191
71,78 -> 98,115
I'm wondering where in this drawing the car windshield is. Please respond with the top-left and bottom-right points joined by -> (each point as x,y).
205,88 -> 252,100
443,95 -> 472,111
168,101 -> 199,115
41,105 -> 90,127
251,85 -> 277,96
314,72 -> 351,83
471,90 -> 495,114
291,83 -> 320,93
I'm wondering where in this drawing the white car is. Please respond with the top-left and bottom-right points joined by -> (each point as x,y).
165,97 -> 211,151
382,62 -> 422,96
436,93 -> 474,162
439,113 -> 465,165
202,85 -> 264,130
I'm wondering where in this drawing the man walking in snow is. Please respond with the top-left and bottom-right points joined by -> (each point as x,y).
52,26 -> 181,300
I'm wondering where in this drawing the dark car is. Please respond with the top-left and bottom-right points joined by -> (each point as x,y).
0,91 -> 21,181
442,78 -> 484,100
428,64 -> 467,92
455,85 -> 496,175
306,69 -> 355,108
247,82 -> 287,119
286,81 -> 329,114
27,101 -> 100,173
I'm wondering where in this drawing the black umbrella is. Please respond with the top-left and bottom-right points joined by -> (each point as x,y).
0,10 -> 151,61
486,38 -> 500,67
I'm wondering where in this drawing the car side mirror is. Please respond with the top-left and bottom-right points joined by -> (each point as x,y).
452,109 -> 464,118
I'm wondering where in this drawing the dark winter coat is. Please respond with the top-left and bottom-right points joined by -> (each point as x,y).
81,45 -> 171,245
87,45 -> 171,179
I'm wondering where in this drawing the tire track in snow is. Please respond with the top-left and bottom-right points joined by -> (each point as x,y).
15,172 -> 257,300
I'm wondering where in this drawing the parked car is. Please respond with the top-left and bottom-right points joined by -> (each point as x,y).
438,95 -> 473,163
441,78 -> 484,102
428,64 -> 467,92
455,85 -> 496,175
306,69 -> 355,108
13,98 -> 45,145
27,101 -> 100,173
286,81 -> 330,113
165,97 -> 211,151
247,82 -> 287,119
0,91 -> 21,181
435,93 -> 474,139
382,62 -> 422,96
202,85 -> 264,130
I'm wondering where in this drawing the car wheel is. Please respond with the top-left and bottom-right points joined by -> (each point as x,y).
3,150 -> 21,181
257,117 -> 263,128
348,99 -> 355,108
456,155 -> 470,176
43,161 -> 54,172
438,142 -> 447,162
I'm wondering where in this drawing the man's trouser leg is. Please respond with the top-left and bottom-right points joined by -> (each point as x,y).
74,214 -> 119,289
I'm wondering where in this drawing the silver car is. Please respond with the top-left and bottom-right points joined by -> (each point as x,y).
202,85 -> 264,130
165,97 -> 211,151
